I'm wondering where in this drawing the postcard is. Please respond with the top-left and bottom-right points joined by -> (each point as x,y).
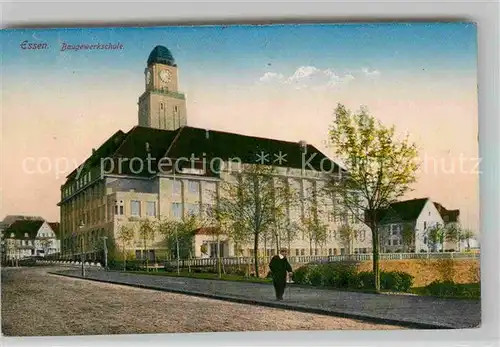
1,23 -> 480,336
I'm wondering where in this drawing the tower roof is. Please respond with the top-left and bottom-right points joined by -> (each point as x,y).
147,45 -> 176,67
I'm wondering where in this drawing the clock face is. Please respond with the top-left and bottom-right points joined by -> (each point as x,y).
159,69 -> 172,83
146,70 -> 151,85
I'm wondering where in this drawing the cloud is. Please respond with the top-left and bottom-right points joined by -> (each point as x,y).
361,67 -> 381,77
288,66 -> 322,82
258,65 -> 381,91
258,65 -> 365,90
259,72 -> 285,83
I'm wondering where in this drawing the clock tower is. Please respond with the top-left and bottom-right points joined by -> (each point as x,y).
138,45 -> 187,130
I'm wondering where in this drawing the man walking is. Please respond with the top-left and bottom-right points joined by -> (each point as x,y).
269,247 -> 293,301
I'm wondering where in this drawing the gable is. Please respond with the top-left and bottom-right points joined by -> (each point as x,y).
36,222 -> 56,238
417,200 -> 444,224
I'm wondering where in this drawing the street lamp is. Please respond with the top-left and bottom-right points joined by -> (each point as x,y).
79,221 -> 85,277
101,236 -> 108,270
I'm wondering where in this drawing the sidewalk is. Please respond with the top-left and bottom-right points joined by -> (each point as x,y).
51,268 -> 480,329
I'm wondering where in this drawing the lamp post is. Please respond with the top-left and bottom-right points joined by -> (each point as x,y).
176,224 -> 180,275
79,221 -> 85,277
101,236 -> 108,270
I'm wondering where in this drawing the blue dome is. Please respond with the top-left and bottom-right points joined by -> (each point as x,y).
147,45 -> 176,67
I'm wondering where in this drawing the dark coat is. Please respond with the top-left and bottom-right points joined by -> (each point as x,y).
269,255 -> 292,282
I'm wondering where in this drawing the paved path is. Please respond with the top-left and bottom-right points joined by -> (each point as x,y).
52,268 -> 481,329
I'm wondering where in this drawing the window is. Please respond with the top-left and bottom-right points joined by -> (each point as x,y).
295,249 -> 299,256
146,201 -> 156,217
186,203 -> 199,217
328,213 -> 335,222
160,103 -> 164,110
114,200 -> 124,215
130,200 -> 141,216
349,213 -> 356,224
174,105 -> 179,112
173,180 -> 182,194
171,203 -> 182,219
328,248 -> 332,255
188,180 -> 200,194
300,249 -> 305,256
424,221 -> 427,230
424,236 -> 428,244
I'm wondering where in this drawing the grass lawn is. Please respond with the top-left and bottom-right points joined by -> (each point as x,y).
411,282 -> 481,300
124,271 -> 480,300
126,270 -> 272,284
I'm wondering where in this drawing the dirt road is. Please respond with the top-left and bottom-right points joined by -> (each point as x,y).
1,267 -> 401,336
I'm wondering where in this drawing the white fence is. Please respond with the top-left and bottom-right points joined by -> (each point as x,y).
35,260 -> 103,268
165,252 -> 480,268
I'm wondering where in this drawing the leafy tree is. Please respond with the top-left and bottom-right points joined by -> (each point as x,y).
326,103 -> 419,292
401,223 -> 415,252
212,164 -> 295,277
426,223 -> 445,252
138,218 -> 156,271
158,214 -> 204,273
459,228 -> 475,251
444,223 -> 461,250
117,224 -> 135,270
300,201 -> 329,255
335,223 -> 358,254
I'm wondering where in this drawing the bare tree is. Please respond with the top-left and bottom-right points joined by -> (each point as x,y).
211,164 -> 296,277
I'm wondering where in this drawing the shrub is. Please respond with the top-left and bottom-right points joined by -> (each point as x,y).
292,263 -> 413,292
425,280 -> 480,299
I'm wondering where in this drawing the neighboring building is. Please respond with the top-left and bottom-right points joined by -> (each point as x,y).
375,198 -> 460,253
1,220 -> 61,260
57,45 -> 373,261
0,215 -> 45,260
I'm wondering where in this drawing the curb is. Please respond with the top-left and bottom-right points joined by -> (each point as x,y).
49,271 -> 457,330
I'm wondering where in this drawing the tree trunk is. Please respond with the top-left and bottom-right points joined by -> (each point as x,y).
123,244 -> 126,271
253,234 -> 259,277
370,221 -> 381,292
217,238 -> 222,278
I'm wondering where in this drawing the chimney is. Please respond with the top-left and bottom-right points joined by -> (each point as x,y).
145,142 -> 151,152
298,140 -> 307,153
92,148 -> 96,154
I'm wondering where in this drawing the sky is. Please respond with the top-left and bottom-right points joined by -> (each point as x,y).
1,23 -> 480,232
